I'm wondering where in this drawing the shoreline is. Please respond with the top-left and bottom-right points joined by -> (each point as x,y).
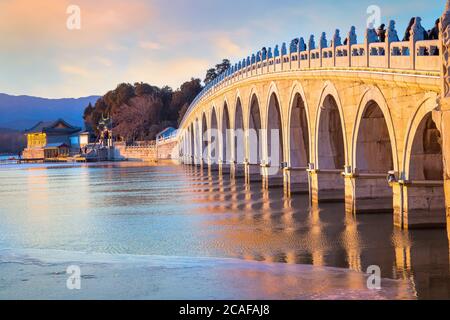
0,248 -> 416,300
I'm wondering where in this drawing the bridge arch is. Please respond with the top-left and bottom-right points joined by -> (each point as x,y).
181,130 -> 185,156
265,82 -> 285,167
314,81 -> 348,170
247,87 -> 263,165
221,100 -> 232,163
209,106 -> 219,163
403,93 -> 441,181
287,81 -> 311,168
189,123 -> 194,159
400,92 -> 445,227
201,113 -> 209,162
352,86 -> 398,174
234,96 -> 245,164
193,118 -> 202,162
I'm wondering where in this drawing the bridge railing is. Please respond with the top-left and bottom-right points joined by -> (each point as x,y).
390,41 -> 413,69
369,42 -> 389,68
180,18 -> 442,130
415,39 -> 440,71
335,45 -> 350,67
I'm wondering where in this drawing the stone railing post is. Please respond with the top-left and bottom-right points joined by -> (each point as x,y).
410,17 -> 426,70
365,28 -> 378,67
251,53 -> 255,76
263,49 -> 267,73
308,35 -> 315,69
246,56 -> 250,77
299,37 -> 306,69
347,26 -> 356,67
441,6 -> 450,100
386,20 -> 400,69
281,42 -> 287,71
332,29 -> 342,67
295,38 -> 300,69
319,32 -> 327,68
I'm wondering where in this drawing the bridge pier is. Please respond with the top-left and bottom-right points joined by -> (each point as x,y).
446,179 -> 450,222
392,181 -> 446,229
283,168 -> 309,196
185,156 -> 195,166
261,166 -> 284,190
433,107 -> 450,228
245,163 -> 263,184
440,110 -> 450,226
208,161 -> 220,172
193,156 -> 204,167
218,161 -> 232,176
308,170 -> 345,204
344,174 -> 393,215
230,162 -> 246,180
186,155 -> 197,166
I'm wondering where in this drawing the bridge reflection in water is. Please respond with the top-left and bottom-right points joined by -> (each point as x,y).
0,162 -> 448,298
182,164 -> 450,299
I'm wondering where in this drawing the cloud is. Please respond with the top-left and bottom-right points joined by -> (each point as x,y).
105,43 -> 128,52
0,0 -> 443,98
139,41 -> 163,50
94,57 -> 114,67
125,57 -> 210,88
59,65 -> 91,77
212,35 -> 248,58
0,0 -> 156,50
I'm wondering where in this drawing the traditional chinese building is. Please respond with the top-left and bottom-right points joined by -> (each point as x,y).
22,119 -> 82,160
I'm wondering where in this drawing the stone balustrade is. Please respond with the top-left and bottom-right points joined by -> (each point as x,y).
181,20 -> 440,128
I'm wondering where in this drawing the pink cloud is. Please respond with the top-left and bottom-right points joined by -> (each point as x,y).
0,0 -> 156,50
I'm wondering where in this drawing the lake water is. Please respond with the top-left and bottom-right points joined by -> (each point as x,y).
0,154 -> 17,161
0,162 -> 449,300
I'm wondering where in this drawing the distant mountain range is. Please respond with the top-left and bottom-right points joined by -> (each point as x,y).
0,93 -> 100,130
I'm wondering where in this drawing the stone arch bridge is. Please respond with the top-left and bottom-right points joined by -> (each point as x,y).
177,2 -> 450,230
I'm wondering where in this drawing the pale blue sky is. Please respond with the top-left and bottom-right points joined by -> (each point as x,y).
0,0 -> 445,98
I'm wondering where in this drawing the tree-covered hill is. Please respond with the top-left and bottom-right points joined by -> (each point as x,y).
83,79 -> 202,142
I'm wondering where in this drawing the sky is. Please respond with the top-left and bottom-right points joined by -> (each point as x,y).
0,0 -> 445,98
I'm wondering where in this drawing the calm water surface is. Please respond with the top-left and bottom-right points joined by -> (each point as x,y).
0,162 -> 449,299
